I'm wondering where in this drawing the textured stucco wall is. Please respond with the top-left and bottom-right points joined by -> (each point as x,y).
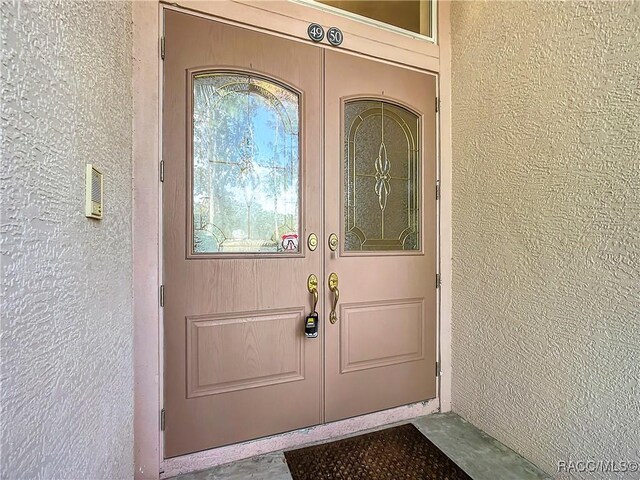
1,1 -> 134,478
451,1 -> 640,477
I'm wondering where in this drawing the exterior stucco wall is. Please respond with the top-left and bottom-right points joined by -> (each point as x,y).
451,1 -> 640,477
1,1 -> 134,478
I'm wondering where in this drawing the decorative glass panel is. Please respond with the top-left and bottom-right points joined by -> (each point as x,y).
316,1 -> 433,38
344,100 -> 420,252
192,73 -> 300,254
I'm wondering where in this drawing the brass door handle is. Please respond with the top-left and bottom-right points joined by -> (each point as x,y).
307,274 -> 319,313
328,273 -> 339,324
306,274 -> 319,338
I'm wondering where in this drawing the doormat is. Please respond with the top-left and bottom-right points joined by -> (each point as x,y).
284,423 -> 471,480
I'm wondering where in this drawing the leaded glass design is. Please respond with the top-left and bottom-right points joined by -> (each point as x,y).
192,73 -> 300,254
344,100 -> 420,252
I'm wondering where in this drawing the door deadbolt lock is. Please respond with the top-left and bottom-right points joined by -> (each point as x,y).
328,233 -> 338,252
307,233 -> 318,251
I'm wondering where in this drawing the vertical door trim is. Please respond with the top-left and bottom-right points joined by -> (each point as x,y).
320,48 -> 327,425
133,2 -> 162,479
436,0 -> 453,414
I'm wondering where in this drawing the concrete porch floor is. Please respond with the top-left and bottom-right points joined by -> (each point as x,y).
170,413 -> 549,480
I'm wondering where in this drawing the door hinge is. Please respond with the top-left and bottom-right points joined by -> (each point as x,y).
436,181 -> 441,200
436,274 -> 441,289
160,160 -> 165,182
436,361 -> 440,377
160,408 -> 165,431
160,285 -> 165,307
435,96 -> 440,113
160,36 -> 165,60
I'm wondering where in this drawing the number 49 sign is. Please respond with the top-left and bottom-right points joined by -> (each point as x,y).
307,23 -> 324,42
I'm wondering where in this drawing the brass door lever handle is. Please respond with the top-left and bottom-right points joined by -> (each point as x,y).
328,273 -> 339,324
307,274 -> 319,313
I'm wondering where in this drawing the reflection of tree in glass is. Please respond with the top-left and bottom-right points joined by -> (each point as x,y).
192,74 -> 299,253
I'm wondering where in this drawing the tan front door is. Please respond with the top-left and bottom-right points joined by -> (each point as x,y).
163,10 -> 436,458
324,51 -> 437,422
163,11 -> 323,457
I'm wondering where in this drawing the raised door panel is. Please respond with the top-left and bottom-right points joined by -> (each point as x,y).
187,309 -> 305,397
340,299 -> 424,373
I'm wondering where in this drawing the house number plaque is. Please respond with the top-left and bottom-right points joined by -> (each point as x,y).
307,23 -> 325,42
327,27 -> 343,46
307,24 -> 343,46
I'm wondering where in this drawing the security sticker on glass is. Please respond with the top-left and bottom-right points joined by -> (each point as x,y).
281,233 -> 299,252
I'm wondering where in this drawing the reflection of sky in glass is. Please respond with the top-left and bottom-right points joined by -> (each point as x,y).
192,74 -> 300,253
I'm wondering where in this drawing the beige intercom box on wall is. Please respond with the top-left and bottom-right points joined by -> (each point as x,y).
85,164 -> 103,219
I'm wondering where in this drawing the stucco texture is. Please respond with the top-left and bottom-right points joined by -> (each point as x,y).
1,1 -> 134,478
451,1 -> 640,478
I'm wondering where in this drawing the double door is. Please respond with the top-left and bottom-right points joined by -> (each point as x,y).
163,10 -> 437,458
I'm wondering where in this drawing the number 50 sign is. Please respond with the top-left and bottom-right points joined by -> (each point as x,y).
326,27 -> 343,46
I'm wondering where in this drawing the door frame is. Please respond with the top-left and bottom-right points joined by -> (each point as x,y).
133,1 -> 453,478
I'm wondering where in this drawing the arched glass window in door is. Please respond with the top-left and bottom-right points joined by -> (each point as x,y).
344,99 -> 421,252
191,73 -> 300,254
